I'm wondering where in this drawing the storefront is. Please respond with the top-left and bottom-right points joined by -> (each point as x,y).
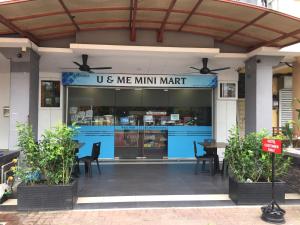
63,72 -> 218,159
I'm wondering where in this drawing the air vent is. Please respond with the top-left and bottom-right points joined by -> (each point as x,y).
279,89 -> 293,127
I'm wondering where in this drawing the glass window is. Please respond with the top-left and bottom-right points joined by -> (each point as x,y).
219,82 -> 237,99
41,80 -> 60,107
67,87 -> 212,126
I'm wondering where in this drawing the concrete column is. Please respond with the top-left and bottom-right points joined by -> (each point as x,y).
0,48 -> 39,149
293,57 -> 300,136
245,55 -> 282,134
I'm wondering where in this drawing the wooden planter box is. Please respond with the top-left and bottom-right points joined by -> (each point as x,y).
17,180 -> 77,211
229,177 -> 286,205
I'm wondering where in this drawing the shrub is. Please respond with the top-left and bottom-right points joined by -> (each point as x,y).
16,123 -> 78,185
225,127 -> 292,182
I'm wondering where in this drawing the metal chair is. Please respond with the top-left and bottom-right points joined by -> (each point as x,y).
193,141 -> 215,176
78,142 -> 101,177
221,146 -> 229,176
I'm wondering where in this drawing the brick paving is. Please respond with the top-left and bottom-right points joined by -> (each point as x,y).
0,206 -> 300,225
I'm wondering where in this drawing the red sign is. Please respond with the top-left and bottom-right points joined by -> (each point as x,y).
262,139 -> 282,154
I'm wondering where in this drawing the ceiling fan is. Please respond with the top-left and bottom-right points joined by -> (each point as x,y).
190,58 -> 230,75
64,54 -> 112,73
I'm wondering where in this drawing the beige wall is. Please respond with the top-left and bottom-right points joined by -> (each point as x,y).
293,58 -> 300,136
0,53 -> 10,149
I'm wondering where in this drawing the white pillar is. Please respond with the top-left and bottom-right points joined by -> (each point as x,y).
245,55 -> 282,134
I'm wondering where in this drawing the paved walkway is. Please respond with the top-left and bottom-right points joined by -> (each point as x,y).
1,205 -> 300,225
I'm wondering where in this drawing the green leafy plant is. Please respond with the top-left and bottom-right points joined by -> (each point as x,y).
16,123 -> 78,185
282,121 -> 294,148
225,127 -> 292,182
39,124 -> 78,185
16,123 -> 40,169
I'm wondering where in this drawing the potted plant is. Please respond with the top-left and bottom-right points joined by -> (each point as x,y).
225,128 -> 292,205
15,123 -> 78,211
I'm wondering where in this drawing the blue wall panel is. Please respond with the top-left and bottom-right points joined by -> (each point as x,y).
167,126 -> 212,158
75,125 -> 211,159
75,126 -> 114,159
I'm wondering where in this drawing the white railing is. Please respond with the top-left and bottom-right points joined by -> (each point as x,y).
233,0 -> 268,7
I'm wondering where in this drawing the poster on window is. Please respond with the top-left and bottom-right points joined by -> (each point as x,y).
219,82 -> 237,99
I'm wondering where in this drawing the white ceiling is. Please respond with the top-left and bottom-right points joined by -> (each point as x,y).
38,46 -> 245,75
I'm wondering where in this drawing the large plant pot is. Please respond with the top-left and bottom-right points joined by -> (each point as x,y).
17,180 -> 77,211
229,177 -> 286,205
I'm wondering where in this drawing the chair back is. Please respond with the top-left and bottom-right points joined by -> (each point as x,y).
193,141 -> 198,158
91,142 -> 101,160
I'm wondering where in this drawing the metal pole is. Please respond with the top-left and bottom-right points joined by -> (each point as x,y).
272,152 -> 275,209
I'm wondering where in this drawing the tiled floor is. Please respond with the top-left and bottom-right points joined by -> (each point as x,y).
1,162 -> 300,211
1,205 -> 300,225
77,162 -> 229,197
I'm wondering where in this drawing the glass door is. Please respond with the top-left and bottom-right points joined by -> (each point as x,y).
114,126 -> 142,159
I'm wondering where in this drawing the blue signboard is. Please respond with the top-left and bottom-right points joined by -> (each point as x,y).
62,72 -> 217,88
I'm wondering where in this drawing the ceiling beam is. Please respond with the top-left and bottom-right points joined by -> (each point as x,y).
25,19 -> 267,43
0,14 -> 39,44
129,0 -> 133,29
6,6 -> 300,41
250,27 -> 300,50
157,0 -> 177,42
58,0 -> 80,31
220,11 -> 269,43
130,0 -> 138,41
178,0 -> 204,31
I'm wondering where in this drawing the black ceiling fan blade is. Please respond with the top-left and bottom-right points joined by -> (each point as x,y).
285,62 -> 293,68
62,68 -> 78,69
210,67 -> 231,72
73,61 -> 81,67
190,66 -> 201,71
90,67 -> 112,70
82,54 -> 88,66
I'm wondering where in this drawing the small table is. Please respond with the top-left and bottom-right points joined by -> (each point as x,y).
198,142 -> 228,172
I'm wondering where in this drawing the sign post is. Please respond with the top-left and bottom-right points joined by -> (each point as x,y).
261,138 -> 285,223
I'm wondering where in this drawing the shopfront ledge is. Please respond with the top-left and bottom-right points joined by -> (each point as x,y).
284,148 -> 300,158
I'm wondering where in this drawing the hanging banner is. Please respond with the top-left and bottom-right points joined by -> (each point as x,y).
62,72 -> 218,88
262,139 -> 282,154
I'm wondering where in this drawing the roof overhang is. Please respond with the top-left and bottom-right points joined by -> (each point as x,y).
0,0 -> 299,50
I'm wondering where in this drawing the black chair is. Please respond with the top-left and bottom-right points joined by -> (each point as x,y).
203,139 -> 220,172
193,141 -> 215,176
78,142 -> 101,177
221,147 -> 229,176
